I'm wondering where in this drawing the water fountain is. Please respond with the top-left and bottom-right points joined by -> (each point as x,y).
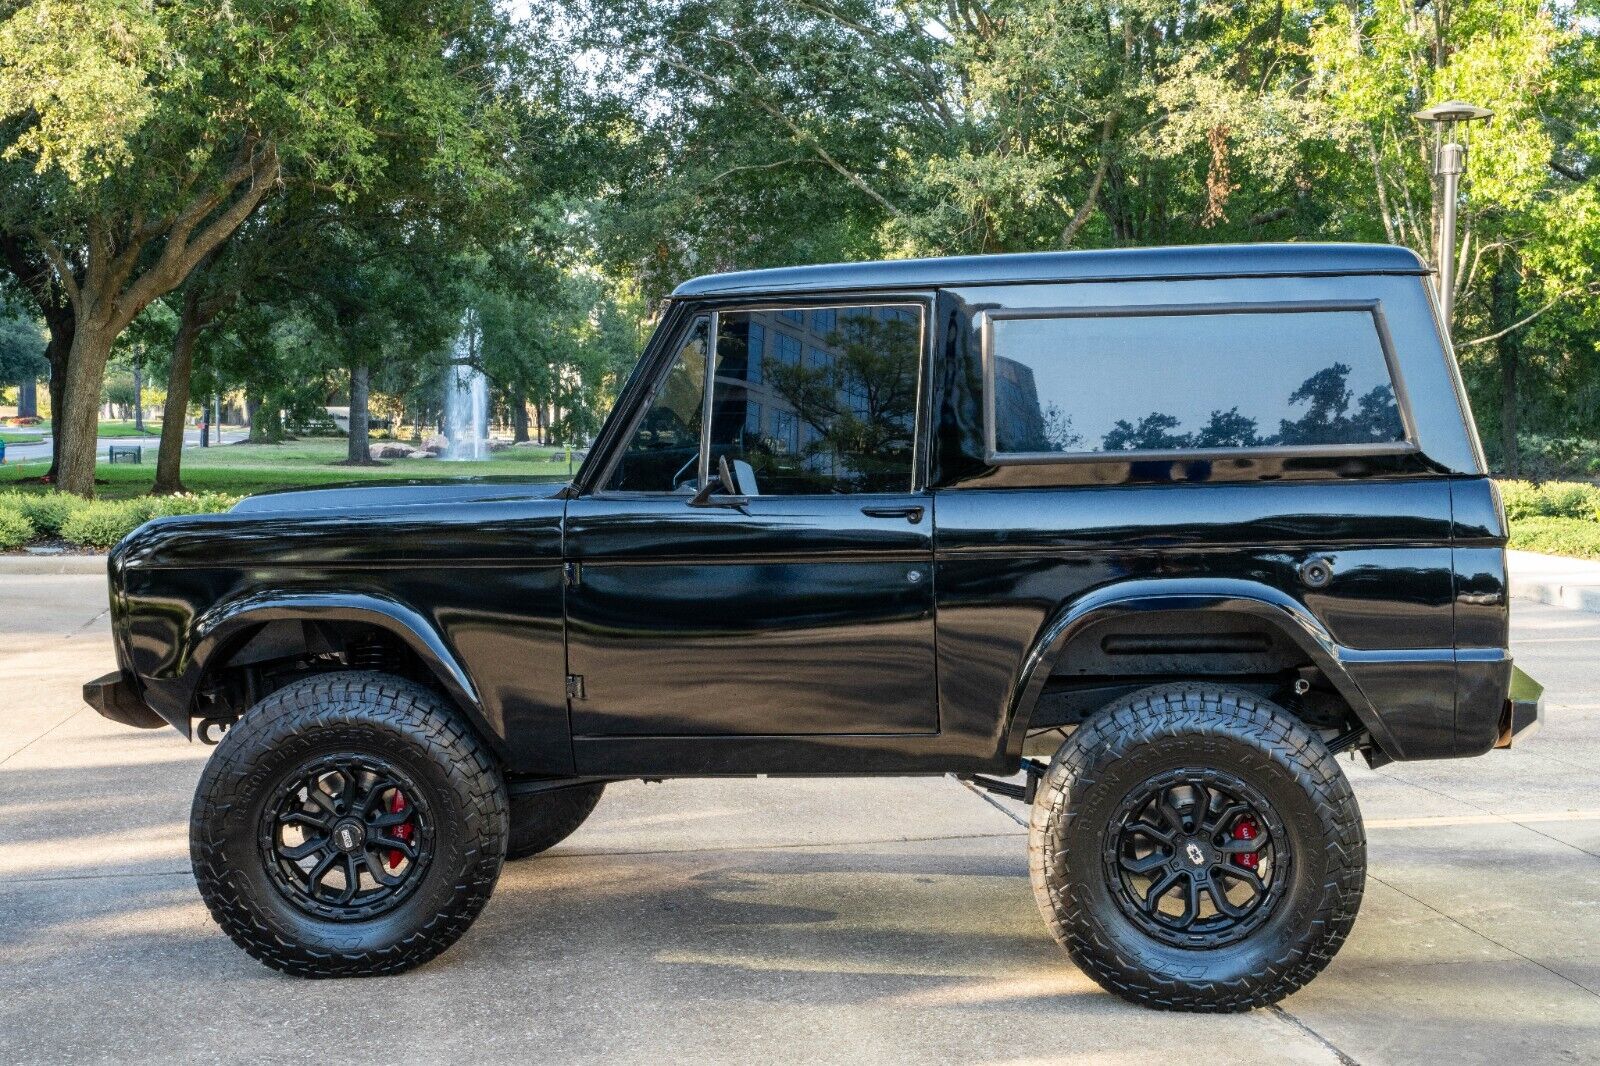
443,311 -> 489,461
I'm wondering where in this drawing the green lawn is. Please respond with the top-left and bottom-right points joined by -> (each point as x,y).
0,431 -> 43,445
2,437 -> 576,499
97,420 -> 164,438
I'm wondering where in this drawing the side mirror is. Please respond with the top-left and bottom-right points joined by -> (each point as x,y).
718,454 -> 740,495
687,455 -> 748,509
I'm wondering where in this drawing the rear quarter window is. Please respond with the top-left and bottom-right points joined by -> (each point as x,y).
984,305 -> 1410,461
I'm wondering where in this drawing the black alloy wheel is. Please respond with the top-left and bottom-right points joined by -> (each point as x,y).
1106,769 -> 1287,950
261,754 -> 434,921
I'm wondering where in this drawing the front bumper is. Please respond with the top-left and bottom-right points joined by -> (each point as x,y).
83,670 -> 166,729
1495,666 -> 1543,749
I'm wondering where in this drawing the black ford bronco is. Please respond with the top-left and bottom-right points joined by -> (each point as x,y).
85,243 -> 1542,1011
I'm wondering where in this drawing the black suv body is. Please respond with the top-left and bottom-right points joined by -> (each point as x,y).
85,243 -> 1541,1010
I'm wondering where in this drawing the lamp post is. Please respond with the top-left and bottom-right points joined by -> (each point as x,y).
1412,101 -> 1493,338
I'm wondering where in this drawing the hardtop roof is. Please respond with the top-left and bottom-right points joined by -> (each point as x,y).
671,243 -> 1428,299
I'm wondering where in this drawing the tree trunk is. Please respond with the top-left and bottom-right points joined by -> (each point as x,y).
44,348 -> 66,482
245,391 -> 263,442
512,390 -> 530,443
153,319 -> 202,494
54,320 -> 117,497
1491,259 -> 1521,478
347,362 -> 371,463
17,376 -> 36,418
200,404 -> 210,448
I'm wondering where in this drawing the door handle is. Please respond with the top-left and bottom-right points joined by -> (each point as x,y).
861,505 -> 924,523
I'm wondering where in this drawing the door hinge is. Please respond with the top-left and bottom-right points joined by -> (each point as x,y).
566,674 -> 586,700
564,561 -> 581,586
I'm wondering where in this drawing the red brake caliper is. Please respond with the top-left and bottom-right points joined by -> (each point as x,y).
385,791 -> 413,870
1231,816 -> 1260,870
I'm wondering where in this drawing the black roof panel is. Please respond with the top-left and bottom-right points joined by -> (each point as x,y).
671,243 -> 1428,298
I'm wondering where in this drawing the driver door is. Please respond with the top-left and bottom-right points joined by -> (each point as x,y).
564,302 -> 938,752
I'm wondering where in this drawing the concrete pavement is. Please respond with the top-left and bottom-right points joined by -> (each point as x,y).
1510,548 -> 1600,613
3,577 -> 1599,1064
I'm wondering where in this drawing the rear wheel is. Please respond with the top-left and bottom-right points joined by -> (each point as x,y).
1029,685 -> 1365,1011
506,783 -> 605,860
190,671 -> 508,977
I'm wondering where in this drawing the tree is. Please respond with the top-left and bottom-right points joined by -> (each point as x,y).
1309,0 -> 1600,472
0,300 -> 47,405
0,0 -> 523,494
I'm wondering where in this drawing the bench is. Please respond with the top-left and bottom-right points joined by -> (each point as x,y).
108,445 -> 143,464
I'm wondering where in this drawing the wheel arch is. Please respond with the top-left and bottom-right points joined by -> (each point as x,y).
148,590 -> 495,751
1001,577 -> 1399,760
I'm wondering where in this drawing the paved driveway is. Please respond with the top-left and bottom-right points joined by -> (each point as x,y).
2,576 -> 1598,1064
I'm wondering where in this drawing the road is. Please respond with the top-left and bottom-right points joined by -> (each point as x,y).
3,426 -> 248,465
2,577 -> 1598,1064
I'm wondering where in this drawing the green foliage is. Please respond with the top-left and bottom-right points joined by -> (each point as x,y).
55,499 -> 144,548
1509,517 -> 1600,561
5,490 -> 76,534
1496,480 -> 1600,521
0,304 -> 47,385
0,487 -> 238,547
0,500 -> 32,549
53,491 -> 240,548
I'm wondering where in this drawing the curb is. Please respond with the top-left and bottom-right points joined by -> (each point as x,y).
0,553 -> 107,575
1510,576 -> 1600,614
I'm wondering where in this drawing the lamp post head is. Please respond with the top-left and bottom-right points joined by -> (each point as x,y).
1413,101 -> 1495,126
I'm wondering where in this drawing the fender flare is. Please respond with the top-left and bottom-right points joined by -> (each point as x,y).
1000,577 -> 1400,760
142,589 -> 493,746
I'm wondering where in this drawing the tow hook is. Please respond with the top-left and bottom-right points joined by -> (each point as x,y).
197,718 -> 233,745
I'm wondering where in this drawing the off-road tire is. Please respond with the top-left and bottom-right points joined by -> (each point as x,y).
506,783 -> 605,860
1029,685 -> 1365,1011
190,671 -> 508,977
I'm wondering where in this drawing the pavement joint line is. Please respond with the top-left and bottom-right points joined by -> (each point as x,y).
68,607 -> 110,636
956,777 -> 1029,827
0,868 -> 191,886
1366,870 -> 1600,1002
1266,1005 -> 1361,1066
1366,809 -> 1600,829
1377,768 -> 1600,862
0,707 -> 82,770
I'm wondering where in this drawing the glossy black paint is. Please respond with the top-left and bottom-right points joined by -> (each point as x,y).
94,243 -> 1524,776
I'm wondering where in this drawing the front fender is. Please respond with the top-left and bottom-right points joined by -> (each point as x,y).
1001,577 -> 1401,760
140,589 -> 489,746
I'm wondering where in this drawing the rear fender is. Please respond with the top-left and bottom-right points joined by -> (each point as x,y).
1002,577 -> 1399,759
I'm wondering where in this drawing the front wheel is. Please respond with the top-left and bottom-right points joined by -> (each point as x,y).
1029,685 -> 1365,1011
190,672 -> 508,977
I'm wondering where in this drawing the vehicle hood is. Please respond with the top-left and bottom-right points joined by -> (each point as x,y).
112,479 -> 570,573
229,478 -> 570,515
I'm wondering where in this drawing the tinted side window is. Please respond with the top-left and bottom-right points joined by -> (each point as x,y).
989,309 -> 1406,456
709,305 -> 921,495
606,317 -> 709,492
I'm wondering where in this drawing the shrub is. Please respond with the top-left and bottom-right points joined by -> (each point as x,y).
1509,517 -> 1600,561
1495,480 -> 1600,521
58,500 -> 147,549
0,491 -> 81,535
1498,480 -> 1542,521
52,493 -> 241,549
0,503 -> 34,550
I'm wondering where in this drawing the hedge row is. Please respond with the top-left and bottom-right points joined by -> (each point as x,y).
0,492 -> 240,550
1507,517 -> 1600,561
1498,480 -> 1600,522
